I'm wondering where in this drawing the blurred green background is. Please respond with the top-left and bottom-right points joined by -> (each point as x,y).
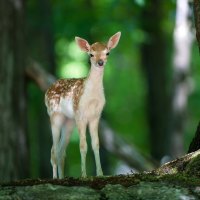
23,0 -> 200,178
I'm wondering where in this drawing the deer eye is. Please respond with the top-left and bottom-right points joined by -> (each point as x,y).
90,54 -> 94,57
106,52 -> 110,56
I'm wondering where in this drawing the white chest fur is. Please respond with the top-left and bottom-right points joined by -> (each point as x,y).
60,97 -> 74,119
77,79 -> 105,121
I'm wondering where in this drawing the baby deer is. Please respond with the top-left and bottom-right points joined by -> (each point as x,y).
45,32 -> 121,178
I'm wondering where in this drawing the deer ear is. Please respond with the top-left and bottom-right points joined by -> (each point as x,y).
107,32 -> 121,50
75,37 -> 90,52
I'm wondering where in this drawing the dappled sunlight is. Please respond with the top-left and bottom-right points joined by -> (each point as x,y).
56,39 -> 88,78
59,61 -> 88,78
134,0 -> 145,6
68,41 -> 86,61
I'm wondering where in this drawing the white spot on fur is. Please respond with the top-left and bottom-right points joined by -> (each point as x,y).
60,97 -> 74,119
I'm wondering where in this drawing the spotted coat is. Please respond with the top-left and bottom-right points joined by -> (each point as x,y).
45,78 -> 86,115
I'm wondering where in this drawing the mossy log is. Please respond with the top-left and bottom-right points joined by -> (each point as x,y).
0,149 -> 200,200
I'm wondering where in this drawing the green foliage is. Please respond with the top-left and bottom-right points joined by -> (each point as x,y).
26,0 -> 199,178
55,39 -> 88,78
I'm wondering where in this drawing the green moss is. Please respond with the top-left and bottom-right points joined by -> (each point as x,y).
185,154 -> 200,177
1,172 -> 200,190
159,173 -> 200,188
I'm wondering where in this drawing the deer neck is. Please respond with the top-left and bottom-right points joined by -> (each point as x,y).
86,64 -> 104,88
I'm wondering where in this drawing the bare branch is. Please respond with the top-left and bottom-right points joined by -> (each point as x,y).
100,120 -> 156,171
26,59 -> 56,91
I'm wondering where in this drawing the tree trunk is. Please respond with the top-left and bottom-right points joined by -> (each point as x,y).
26,0 -> 56,178
140,1 -> 171,161
39,0 -> 55,74
38,0 -> 56,178
0,0 -> 28,181
170,0 -> 194,158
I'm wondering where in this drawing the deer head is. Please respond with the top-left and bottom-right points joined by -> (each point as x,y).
75,32 -> 121,69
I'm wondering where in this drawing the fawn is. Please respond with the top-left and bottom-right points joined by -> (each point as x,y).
45,32 -> 121,178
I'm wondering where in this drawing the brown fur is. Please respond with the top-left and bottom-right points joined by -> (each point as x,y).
91,42 -> 107,51
45,78 -> 86,112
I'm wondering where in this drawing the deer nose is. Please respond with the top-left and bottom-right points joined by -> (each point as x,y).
97,60 -> 104,66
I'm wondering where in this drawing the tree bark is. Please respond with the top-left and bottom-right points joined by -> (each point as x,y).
26,0 -> 56,178
0,0 -> 28,181
39,0 -> 56,74
140,1 -> 171,161
37,0 -> 56,177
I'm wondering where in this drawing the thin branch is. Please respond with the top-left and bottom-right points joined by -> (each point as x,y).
26,58 -> 56,91
100,120 -> 156,171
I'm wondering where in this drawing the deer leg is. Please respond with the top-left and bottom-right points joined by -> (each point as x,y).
50,113 -> 65,179
89,118 -> 103,176
77,120 -> 87,178
57,118 -> 74,179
